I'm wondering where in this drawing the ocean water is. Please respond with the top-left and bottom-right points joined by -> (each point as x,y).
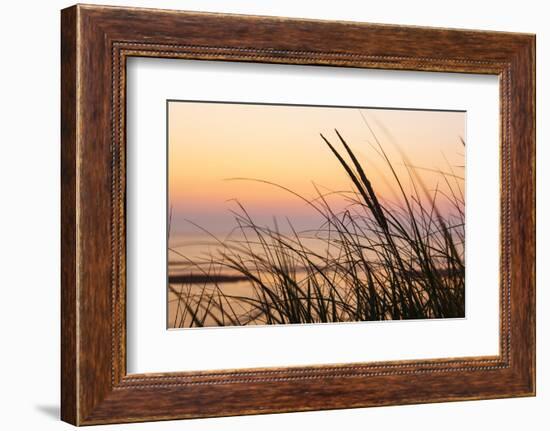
167,228 -> 465,328
167,232 -> 342,327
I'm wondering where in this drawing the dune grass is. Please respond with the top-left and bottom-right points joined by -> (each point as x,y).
168,129 -> 465,328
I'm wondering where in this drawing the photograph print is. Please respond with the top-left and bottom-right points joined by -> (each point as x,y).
167,101 -> 466,328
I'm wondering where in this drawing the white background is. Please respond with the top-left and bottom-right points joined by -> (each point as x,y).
0,0 -> 546,430
127,59 -> 500,373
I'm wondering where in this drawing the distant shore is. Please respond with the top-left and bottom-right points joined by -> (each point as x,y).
168,273 -> 250,284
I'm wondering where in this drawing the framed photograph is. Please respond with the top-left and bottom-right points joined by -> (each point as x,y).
61,4 -> 535,425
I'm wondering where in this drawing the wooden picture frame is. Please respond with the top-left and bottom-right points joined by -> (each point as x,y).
61,4 -> 535,425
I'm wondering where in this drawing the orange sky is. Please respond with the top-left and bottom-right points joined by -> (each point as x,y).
168,101 -> 465,236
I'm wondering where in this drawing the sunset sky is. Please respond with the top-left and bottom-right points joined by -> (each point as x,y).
168,101 -> 465,238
